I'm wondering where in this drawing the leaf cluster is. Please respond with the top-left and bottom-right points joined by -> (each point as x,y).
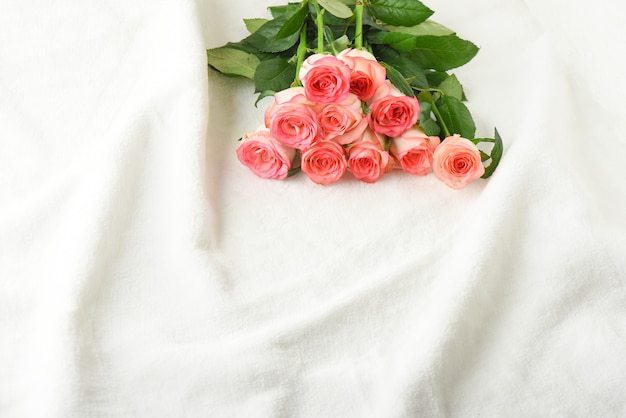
206,0 -> 502,177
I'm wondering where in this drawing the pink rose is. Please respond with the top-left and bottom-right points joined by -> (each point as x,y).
301,141 -> 348,185
267,108 -> 319,151
390,127 -> 441,176
236,127 -> 296,180
299,54 -> 352,103
337,48 -> 386,102
367,80 -> 400,104
433,134 -> 485,189
264,87 -> 312,128
347,128 -> 392,183
316,93 -> 368,145
367,82 -> 420,138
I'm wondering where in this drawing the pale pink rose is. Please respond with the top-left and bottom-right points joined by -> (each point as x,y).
347,128 -> 392,183
301,141 -> 347,185
316,93 -> 367,145
433,134 -> 485,189
337,48 -> 386,102
236,127 -> 296,180
367,83 -> 420,138
390,127 -> 441,176
264,87 -> 312,128
267,101 -> 319,150
298,54 -> 352,103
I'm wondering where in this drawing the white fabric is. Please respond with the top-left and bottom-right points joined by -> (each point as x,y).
1,0 -> 625,416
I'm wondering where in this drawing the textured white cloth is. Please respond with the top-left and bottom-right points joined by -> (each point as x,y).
1,0 -> 626,416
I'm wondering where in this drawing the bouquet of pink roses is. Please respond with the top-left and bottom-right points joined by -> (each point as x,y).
207,0 -> 503,189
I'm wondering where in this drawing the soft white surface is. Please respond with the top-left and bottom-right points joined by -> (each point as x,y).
1,0 -> 626,416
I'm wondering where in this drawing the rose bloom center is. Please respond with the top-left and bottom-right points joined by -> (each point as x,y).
281,119 -> 307,135
256,149 -> 272,162
451,156 -> 471,174
313,76 -> 337,90
390,105 -> 406,120
315,155 -> 336,170
405,151 -> 425,165
355,158 -> 374,169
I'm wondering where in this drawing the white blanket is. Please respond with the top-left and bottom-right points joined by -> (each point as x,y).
1,0 -> 625,416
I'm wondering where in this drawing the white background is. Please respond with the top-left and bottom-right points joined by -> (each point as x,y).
1,0 -> 625,416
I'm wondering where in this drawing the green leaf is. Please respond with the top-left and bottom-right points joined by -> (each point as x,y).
269,5 -> 287,18
479,128 -> 503,178
417,101 -> 440,136
245,16 -> 302,53
224,42 -> 276,62
420,118 -> 441,136
244,18 -> 268,34
384,20 -> 455,37
368,0 -> 433,27
332,35 -> 350,52
275,4 -> 309,39
437,95 -> 476,139
323,25 -> 336,48
382,32 -> 418,52
254,90 -> 276,107
206,47 -> 260,79
406,35 -> 479,71
380,62 -> 414,97
383,34 -> 479,71
424,70 -> 448,88
374,45 -> 428,89
366,29 -> 388,45
254,58 -> 296,94
287,166 -> 302,177
418,101 -> 431,119
269,3 -> 302,18
417,89 -> 434,104
362,8 -> 387,30
438,74 -> 463,101
318,0 -> 353,18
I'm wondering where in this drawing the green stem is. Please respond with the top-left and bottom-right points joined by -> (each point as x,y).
355,1 -> 364,49
430,100 -> 451,137
293,22 -> 308,86
315,4 -> 325,53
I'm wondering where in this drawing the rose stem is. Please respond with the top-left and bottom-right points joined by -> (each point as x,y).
293,22 -> 307,86
355,1 -> 363,49
312,1 -> 325,53
430,100 -> 451,137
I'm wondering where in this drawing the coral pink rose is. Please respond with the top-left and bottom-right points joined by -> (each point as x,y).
367,81 -> 420,138
367,80 -> 398,104
433,134 -> 485,189
267,106 -> 318,151
337,48 -> 386,102
316,93 -> 367,145
236,127 -> 296,180
347,128 -> 392,183
264,86 -> 319,149
390,127 -> 441,176
301,141 -> 347,185
299,54 -> 352,103
264,87 -> 312,128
